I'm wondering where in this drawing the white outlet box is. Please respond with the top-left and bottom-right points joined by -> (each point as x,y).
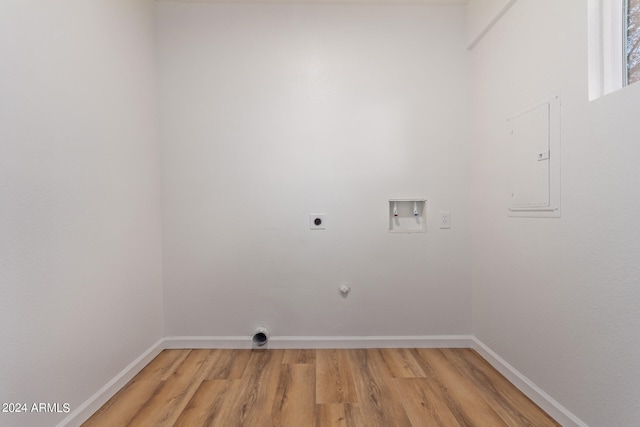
439,211 -> 451,229
309,214 -> 326,230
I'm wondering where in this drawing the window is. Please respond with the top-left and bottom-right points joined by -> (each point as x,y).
589,0 -> 640,99
627,0 -> 640,85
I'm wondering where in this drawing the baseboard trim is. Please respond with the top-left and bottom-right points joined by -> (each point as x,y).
163,334 -> 474,349
164,335 -> 250,349
57,338 -> 164,427
471,337 -> 588,427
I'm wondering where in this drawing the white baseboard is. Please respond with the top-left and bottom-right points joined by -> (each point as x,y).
472,337 -> 588,427
163,335 -> 250,349
163,334 -> 474,349
57,338 -> 164,427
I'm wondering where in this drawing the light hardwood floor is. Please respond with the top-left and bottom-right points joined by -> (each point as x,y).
82,348 -> 560,427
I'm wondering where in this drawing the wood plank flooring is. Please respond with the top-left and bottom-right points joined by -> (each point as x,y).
82,348 -> 559,427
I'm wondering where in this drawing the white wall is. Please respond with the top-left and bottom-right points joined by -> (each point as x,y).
0,1 -> 163,426
470,0 -> 640,425
157,3 -> 472,339
9,1 -> 636,425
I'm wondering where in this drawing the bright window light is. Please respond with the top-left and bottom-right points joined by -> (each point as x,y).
627,0 -> 640,85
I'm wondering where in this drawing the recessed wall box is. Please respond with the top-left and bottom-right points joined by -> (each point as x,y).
507,94 -> 561,218
389,199 -> 426,233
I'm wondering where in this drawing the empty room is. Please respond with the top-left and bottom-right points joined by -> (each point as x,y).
2,0 -> 639,426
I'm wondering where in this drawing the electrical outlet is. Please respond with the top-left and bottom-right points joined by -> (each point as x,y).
439,211 -> 451,229
309,214 -> 326,230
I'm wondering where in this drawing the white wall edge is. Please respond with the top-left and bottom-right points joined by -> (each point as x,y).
163,334 -> 474,349
471,337 -> 589,427
57,338 -> 165,427
467,0 -> 517,50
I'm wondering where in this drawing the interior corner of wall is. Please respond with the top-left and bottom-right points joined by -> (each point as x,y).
466,0 -> 518,50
